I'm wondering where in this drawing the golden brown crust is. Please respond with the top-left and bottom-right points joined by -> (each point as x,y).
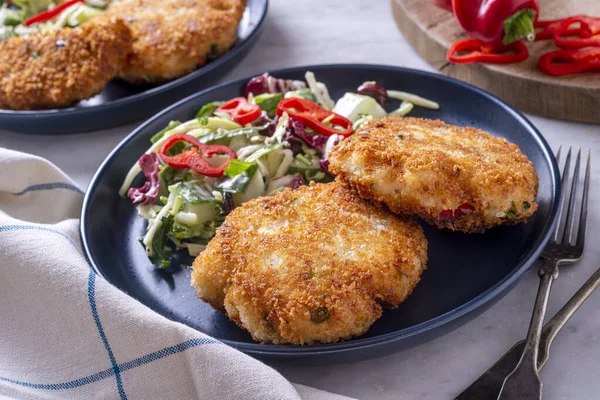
101,0 -> 247,84
0,18 -> 132,110
191,182 -> 428,345
328,117 -> 539,233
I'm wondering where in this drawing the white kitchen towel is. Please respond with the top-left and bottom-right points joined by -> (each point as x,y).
0,148 -> 353,400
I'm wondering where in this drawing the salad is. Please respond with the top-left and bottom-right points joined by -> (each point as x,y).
119,71 -> 439,268
0,0 -> 107,41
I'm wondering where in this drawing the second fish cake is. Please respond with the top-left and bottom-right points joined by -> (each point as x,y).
328,117 -> 538,233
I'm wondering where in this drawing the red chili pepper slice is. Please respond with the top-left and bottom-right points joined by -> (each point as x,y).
554,16 -> 600,49
159,134 -> 237,177
216,97 -> 261,125
439,209 -> 453,220
455,203 -> 475,217
534,17 -> 581,41
24,0 -> 84,26
275,97 -> 353,137
538,47 -> 600,76
439,203 -> 475,219
447,38 -> 529,64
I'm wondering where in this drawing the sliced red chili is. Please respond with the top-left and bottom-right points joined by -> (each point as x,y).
447,38 -> 529,64
439,209 -> 453,220
455,203 -> 475,217
24,0 -> 84,26
158,134 -> 237,177
275,97 -> 353,137
554,16 -> 600,49
439,203 -> 475,219
535,17 -> 581,41
538,47 -> 600,76
216,97 -> 261,125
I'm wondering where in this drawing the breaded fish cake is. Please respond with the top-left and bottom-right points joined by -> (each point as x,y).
329,117 -> 538,233
0,18 -> 132,110
191,182 -> 427,345
101,0 -> 246,84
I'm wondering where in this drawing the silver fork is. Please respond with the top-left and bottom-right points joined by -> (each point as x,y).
497,147 -> 590,400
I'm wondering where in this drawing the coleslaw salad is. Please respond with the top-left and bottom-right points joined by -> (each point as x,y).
119,71 -> 439,268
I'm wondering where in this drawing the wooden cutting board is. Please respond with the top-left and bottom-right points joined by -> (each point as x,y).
392,0 -> 600,124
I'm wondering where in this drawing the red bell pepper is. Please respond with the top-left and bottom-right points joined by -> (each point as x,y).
453,0 -> 540,45
447,38 -> 529,64
538,47 -> 600,76
24,0 -> 84,26
276,98 -> 353,137
159,134 -> 237,177
534,17 -> 582,41
216,97 -> 261,125
554,16 -> 600,49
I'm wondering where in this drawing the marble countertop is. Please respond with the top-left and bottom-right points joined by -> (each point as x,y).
1,1 -> 599,399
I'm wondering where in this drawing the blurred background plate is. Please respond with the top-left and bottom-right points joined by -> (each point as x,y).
0,0 -> 268,135
81,64 -> 560,364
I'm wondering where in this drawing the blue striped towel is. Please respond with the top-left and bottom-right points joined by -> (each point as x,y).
0,148 -> 353,400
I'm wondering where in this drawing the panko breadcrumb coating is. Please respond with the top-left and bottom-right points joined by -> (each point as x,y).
0,18 -> 132,110
191,182 -> 427,345
101,0 -> 246,84
329,117 -> 539,233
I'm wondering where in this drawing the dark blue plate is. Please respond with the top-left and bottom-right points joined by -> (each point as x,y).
0,0 -> 267,135
81,64 -> 560,364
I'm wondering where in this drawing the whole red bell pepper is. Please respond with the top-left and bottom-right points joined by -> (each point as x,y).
453,0 -> 540,45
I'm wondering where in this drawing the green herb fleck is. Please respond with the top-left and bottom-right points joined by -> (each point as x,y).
504,202 -> 518,219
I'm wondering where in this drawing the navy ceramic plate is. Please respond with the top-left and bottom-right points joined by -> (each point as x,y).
81,64 -> 560,364
0,0 -> 267,135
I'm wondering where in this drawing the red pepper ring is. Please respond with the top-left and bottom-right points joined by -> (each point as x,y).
447,38 -> 529,64
216,97 -> 262,125
276,97 -> 353,137
534,18 -> 581,41
554,16 -> 600,49
24,0 -> 84,26
158,134 -> 237,177
538,48 -> 600,76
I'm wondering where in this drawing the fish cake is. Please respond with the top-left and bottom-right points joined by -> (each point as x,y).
0,18 -> 132,110
102,0 -> 246,84
191,182 -> 427,345
328,117 -> 538,233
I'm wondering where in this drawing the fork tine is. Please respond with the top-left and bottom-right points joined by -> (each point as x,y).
555,146 -> 562,164
561,148 -> 581,244
554,147 -> 572,243
576,151 -> 591,249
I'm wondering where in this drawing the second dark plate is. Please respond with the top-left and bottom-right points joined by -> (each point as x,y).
0,0 -> 267,134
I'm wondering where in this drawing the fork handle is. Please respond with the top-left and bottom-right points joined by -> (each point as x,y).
497,259 -> 558,400
538,265 -> 600,369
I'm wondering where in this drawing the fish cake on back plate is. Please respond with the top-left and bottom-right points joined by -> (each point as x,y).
328,117 -> 539,233
101,0 -> 247,84
0,18 -> 132,110
191,182 -> 428,345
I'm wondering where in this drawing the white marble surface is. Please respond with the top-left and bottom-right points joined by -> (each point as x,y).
1,1 -> 599,399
